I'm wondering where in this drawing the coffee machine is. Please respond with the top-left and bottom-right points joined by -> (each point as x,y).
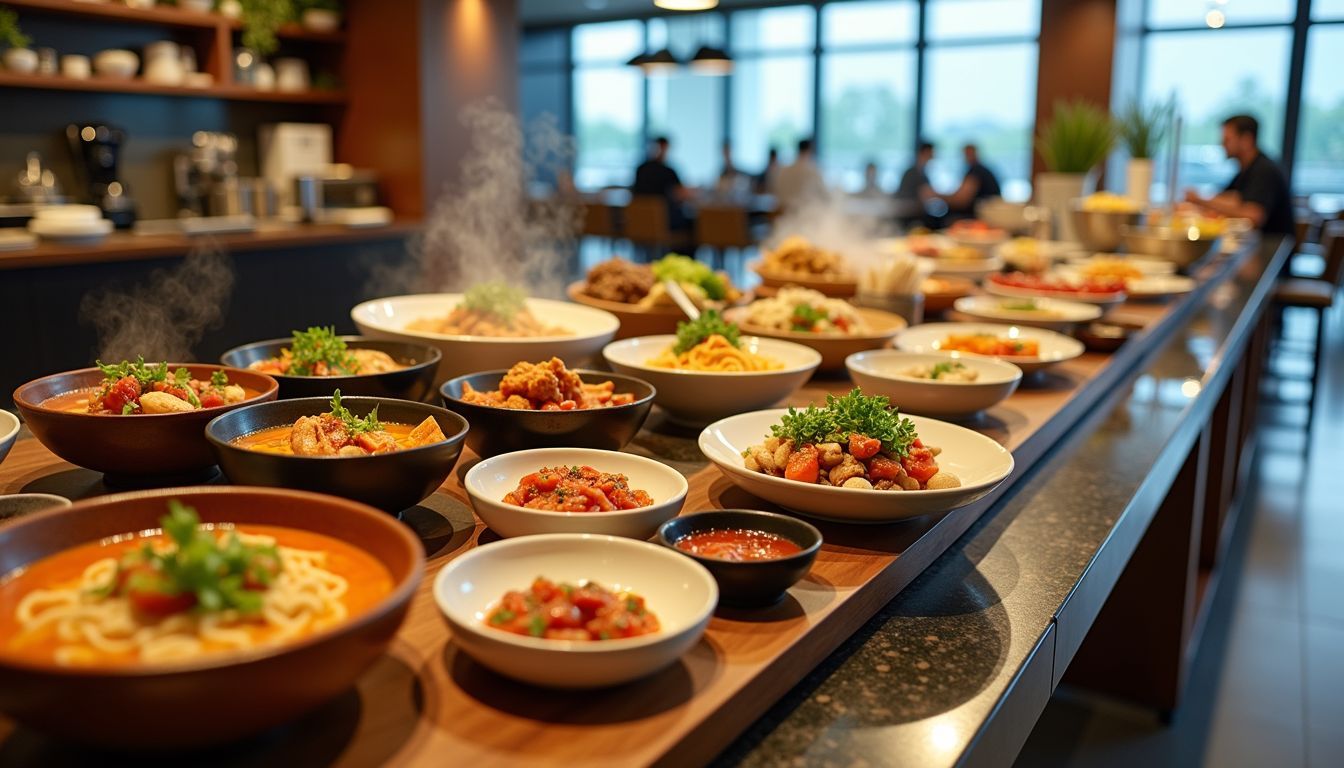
66,123 -> 137,229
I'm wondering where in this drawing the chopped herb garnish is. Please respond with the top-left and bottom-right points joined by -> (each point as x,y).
768,388 -> 919,457
789,303 -> 828,331
528,613 -> 547,637
286,326 -> 358,376
460,282 -> 527,324
672,309 -> 741,354
97,357 -> 170,388
489,609 -> 515,625
929,361 -> 964,380
327,390 -> 382,434
210,370 -> 229,388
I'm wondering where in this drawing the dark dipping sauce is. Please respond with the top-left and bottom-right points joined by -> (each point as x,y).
674,529 -> 803,562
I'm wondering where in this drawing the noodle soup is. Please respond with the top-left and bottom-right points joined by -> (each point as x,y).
0,523 -> 392,668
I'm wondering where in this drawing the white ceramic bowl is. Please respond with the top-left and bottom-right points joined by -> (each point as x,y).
1122,274 -> 1196,299
953,295 -> 1102,332
602,335 -> 821,425
699,409 -> 1014,523
464,447 -> 689,539
434,534 -> 717,688
0,409 -> 19,468
917,255 -> 1004,281
895,322 -> 1085,374
723,305 -> 907,371
93,49 -> 139,79
845,351 -> 1022,418
26,218 -> 113,243
351,294 -> 620,386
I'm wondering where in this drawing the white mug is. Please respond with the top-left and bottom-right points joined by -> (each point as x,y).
61,54 -> 91,80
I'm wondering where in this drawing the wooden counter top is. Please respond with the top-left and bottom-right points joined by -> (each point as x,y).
0,221 -> 420,271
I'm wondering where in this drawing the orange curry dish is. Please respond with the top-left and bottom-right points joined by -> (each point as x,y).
460,358 -> 636,411
502,465 -> 654,512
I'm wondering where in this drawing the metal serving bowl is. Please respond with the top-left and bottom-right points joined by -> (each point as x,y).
1071,203 -> 1143,251
1120,225 -> 1216,269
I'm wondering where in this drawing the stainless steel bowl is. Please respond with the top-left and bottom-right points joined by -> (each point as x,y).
1071,204 -> 1142,251
1120,226 -> 1215,269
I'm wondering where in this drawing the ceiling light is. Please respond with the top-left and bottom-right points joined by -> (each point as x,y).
626,52 -> 652,67
689,45 -> 732,74
653,0 -> 719,10
1205,9 -> 1225,28
639,48 -> 681,74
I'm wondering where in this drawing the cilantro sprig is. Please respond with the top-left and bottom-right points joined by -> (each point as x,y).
327,389 -> 382,435
928,361 -> 963,380
672,309 -> 741,354
287,326 -> 357,376
789,303 -> 828,331
97,357 -> 169,388
460,282 -> 526,323
96,500 -> 283,614
768,388 -> 919,457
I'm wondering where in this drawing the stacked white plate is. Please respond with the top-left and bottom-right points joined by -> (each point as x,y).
27,206 -> 113,244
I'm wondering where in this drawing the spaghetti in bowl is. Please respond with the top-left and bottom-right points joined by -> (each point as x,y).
350,292 -> 620,386
0,486 -> 421,748
602,334 -> 820,426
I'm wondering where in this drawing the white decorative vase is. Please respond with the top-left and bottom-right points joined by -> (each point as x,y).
3,48 -> 38,74
1034,172 -> 1086,243
1126,158 -> 1154,206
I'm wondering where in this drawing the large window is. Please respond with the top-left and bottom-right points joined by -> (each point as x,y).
572,22 -> 644,189
730,7 -> 816,174
647,15 -> 727,187
1129,1 -> 1344,200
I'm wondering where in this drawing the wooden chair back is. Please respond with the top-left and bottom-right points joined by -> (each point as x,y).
624,195 -> 671,245
580,203 -> 617,238
694,205 -> 754,249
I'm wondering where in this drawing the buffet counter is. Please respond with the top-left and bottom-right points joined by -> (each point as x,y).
0,234 -> 1288,766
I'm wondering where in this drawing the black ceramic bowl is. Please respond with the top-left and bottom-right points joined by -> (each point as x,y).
205,397 -> 468,513
220,337 -> 441,401
439,369 -> 655,459
656,510 -> 822,608
1075,320 -> 1145,353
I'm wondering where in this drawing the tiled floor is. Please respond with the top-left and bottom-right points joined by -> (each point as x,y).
1015,301 -> 1344,768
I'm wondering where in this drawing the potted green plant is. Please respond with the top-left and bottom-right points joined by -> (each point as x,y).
297,0 -> 341,32
1034,99 -> 1115,241
1115,99 -> 1174,205
240,0 -> 294,58
0,7 -> 36,74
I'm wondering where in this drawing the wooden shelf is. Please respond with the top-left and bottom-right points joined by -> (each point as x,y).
0,71 -> 346,104
5,0 -> 345,42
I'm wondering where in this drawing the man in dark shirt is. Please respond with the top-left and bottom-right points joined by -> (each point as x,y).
1185,114 -> 1294,236
895,140 -> 940,228
632,136 -> 690,232
942,143 -> 1001,219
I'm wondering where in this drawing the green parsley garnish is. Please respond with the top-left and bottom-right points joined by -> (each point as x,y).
327,389 -> 382,434
489,609 -> 515,625
286,326 -> 358,376
768,388 -> 919,457
652,254 -> 727,301
672,309 -> 741,354
94,500 -> 283,614
789,303 -> 828,331
210,370 -> 229,388
97,357 -> 170,388
460,282 -> 527,324
928,361 -> 964,380
528,613 -> 546,637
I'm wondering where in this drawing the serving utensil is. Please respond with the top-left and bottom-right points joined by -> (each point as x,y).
662,278 -> 701,320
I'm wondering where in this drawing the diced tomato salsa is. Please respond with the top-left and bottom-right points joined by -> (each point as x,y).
485,577 -> 660,641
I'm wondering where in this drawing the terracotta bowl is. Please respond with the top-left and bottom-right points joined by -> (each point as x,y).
12,365 -> 278,484
205,397 -> 469,513
566,281 -> 688,340
0,486 -> 422,749
220,336 -> 441,401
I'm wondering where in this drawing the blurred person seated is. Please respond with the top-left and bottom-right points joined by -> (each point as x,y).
895,140 -> 944,229
856,161 -> 885,199
632,136 -> 693,233
941,143 -> 1001,220
774,138 -> 829,212
715,140 -> 751,199
755,146 -> 781,195
1184,114 -> 1293,235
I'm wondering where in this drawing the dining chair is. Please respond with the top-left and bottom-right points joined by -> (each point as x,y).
623,195 -> 689,262
694,205 -> 756,271
1273,220 -> 1344,428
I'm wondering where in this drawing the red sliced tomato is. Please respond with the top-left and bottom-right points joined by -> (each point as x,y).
122,565 -> 196,616
848,434 -> 881,460
901,440 -> 939,483
100,376 -> 141,414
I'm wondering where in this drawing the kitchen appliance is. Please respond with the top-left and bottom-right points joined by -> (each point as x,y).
295,167 -> 380,222
259,122 -> 332,206
13,152 -> 65,205
173,131 -> 278,219
66,124 -> 137,229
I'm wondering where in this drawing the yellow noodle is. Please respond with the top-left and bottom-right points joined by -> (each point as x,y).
646,334 -> 783,372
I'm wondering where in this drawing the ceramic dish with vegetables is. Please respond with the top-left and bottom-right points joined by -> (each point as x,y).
845,350 -> 1023,418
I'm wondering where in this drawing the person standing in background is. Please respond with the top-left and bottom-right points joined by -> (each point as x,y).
941,143 -> 1001,219
857,161 -> 884,198
773,138 -> 828,211
632,136 -> 691,234
895,140 -> 942,228
1184,114 -> 1293,235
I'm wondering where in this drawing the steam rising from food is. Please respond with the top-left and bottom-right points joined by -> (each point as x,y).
79,243 -> 235,362
371,100 -> 579,298
766,198 -> 896,278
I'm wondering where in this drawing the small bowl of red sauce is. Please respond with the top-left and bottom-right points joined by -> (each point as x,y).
657,510 -> 822,608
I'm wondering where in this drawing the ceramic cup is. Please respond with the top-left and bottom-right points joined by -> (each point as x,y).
61,54 -> 91,79
0,494 -> 72,525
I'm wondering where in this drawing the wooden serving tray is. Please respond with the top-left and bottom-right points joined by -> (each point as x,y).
0,250 -> 1245,766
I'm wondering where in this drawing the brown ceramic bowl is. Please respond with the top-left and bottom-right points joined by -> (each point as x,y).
12,365 -> 278,484
0,486 -> 422,749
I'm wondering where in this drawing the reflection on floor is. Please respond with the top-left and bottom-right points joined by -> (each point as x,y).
1015,302 -> 1344,768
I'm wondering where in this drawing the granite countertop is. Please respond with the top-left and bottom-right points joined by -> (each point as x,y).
714,237 -> 1288,768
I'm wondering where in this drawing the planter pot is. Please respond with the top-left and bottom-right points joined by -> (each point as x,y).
3,48 -> 38,74
1034,172 -> 1086,243
302,9 -> 341,32
1126,158 -> 1154,206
